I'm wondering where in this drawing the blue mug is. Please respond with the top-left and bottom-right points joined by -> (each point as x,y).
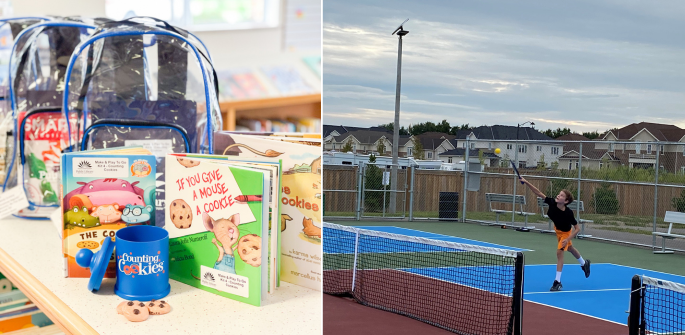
114,225 -> 170,300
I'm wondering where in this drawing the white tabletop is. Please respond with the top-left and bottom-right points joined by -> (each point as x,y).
0,218 -> 322,334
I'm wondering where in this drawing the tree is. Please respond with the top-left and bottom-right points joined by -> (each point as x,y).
377,141 -> 386,155
542,127 -> 572,139
411,137 -> 424,160
449,124 -> 470,135
583,131 -> 601,140
672,190 -> 685,212
378,123 -> 409,135
590,183 -> 620,214
341,140 -> 353,153
537,154 -> 546,170
364,154 -> 388,212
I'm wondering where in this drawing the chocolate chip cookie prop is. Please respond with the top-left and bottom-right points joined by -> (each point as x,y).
147,300 -> 172,315
76,225 -> 170,300
176,157 -> 201,168
117,300 -> 150,322
169,199 -> 192,229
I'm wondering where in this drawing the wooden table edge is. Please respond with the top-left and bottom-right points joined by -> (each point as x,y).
0,247 -> 98,335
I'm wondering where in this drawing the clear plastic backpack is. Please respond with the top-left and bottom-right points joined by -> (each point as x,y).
3,17 -> 104,219
0,17 -> 51,195
62,17 -> 222,226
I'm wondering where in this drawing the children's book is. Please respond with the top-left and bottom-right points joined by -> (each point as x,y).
164,154 -> 271,306
61,147 -> 157,278
214,132 -> 321,291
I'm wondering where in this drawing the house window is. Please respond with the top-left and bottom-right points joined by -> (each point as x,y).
660,145 -> 664,153
569,162 -> 572,170
518,161 -> 525,168
636,144 -> 641,153
551,147 -> 559,155
681,166 -> 685,174
448,157 -> 453,163
537,161 -> 545,168
470,143 -> 475,149
507,144 -> 513,150
352,144 -> 357,153
488,143 -> 492,150
427,152 -> 433,159
575,161 -> 579,169
647,144 -> 652,154
408,147 -> 413,156
518,145 -> 527,153
600,161 -> 603,169
462,142 -> 466,148
609,143 -> 614,152
536,145 -> 542,152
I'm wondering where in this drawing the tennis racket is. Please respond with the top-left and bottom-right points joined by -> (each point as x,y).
510,160 -> 524,184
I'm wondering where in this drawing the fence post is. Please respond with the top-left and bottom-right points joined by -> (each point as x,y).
653,144 -> 660,249
409,166 -> 415,221
578,141 -> 583,236
462,139 -> 470,223
358,163 -> 365,220
513,140 -> 518,225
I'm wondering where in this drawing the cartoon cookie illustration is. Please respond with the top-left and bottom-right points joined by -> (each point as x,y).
77,241 -> 99,249
238,234 -> 261,267
147,299 -> 171,315
118,301 -> 149,322
170,199 -> 192,229
176,157 -> 200,168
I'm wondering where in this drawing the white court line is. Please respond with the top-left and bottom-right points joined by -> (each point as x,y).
525,288 -> 630,295
524,300 -> 628,326
356,225 -> 533,252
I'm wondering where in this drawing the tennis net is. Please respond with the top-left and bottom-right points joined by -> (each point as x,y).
629,275 -> 685,335
323,222 -> 524,335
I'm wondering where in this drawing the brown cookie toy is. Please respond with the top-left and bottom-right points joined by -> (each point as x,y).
77,241 -> 99,249
169,199 -> 192,229
238,234 -> 261,267
176,157 -> 200,168
147,299 -> 171,315
118,300 -> 149,322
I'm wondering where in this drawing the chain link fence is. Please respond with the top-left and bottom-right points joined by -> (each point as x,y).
324,139 -> 685,253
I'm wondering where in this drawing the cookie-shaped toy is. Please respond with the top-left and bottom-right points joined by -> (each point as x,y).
238,234 -> 261,267
147,299 -> 171,315
176,157 -> 200,168
77,241 -> 99,249
118,300 -> 149,322
169,199 -> 192,229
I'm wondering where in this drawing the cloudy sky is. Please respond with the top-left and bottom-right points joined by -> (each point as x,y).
322,0 -> 685,133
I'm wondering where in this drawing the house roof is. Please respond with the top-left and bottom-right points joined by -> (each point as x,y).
556,133 -> 590,142
439,149 -> 499,158
333,130 -> 411,146
323,125 -> 391,138
414,132 -> 456,150
454,125 -> 554,141
606,122 -> 685,142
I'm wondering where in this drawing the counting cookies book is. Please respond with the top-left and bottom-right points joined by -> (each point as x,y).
61,147 -> 157,278
214,132 -> 322,291
165,154 -> 270,306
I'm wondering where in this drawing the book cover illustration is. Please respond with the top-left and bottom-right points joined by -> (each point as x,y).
216,69 -> 269,100
214,133 -> 322,291
165,155 -> 268,306
61,151 -> 156,278
260,65 -> 315,95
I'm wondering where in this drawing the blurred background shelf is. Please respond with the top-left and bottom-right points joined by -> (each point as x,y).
220,93 -> 321,131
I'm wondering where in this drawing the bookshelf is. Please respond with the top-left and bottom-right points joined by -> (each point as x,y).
220,93 -> 321,131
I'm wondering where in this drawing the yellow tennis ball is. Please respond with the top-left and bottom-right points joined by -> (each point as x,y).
495,148 -> 501,154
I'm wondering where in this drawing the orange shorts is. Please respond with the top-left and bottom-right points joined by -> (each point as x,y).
555,228 -> 573,251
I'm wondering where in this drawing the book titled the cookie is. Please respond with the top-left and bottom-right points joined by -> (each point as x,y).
61,147 -> 156,278
214,133 -> 322,291
165,154 -> 269,306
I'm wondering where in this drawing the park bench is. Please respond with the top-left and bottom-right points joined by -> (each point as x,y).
537,197 -> 593,237
653,211 -> 685,254
485,193 -> 536,227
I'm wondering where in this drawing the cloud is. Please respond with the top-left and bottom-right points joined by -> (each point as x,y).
323,1 -> 685,132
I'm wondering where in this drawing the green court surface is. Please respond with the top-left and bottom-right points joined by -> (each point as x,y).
326,219 -> 685,276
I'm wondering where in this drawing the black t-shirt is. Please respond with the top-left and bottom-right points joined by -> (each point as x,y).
545,197 -> 577,232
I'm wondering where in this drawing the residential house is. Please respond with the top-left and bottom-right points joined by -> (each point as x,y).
324,127 -> 413,157
438,148 -> 499,167
557,133 -> 620,170
595,122 -> 685,172
411,132 -> 456,160
454,125 -> 560,168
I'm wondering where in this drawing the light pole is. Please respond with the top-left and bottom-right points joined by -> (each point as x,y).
513,121 -> 535,225
389,19 -> 408,215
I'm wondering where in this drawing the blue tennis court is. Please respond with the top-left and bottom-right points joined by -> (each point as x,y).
326,225 -> 685,332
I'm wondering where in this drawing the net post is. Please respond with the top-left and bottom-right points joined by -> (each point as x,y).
511,252 -> 524,335
628,275 -> 642,335
350,229 -> 360,293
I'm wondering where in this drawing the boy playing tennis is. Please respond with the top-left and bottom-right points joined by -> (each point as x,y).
519,177 -> 591,291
